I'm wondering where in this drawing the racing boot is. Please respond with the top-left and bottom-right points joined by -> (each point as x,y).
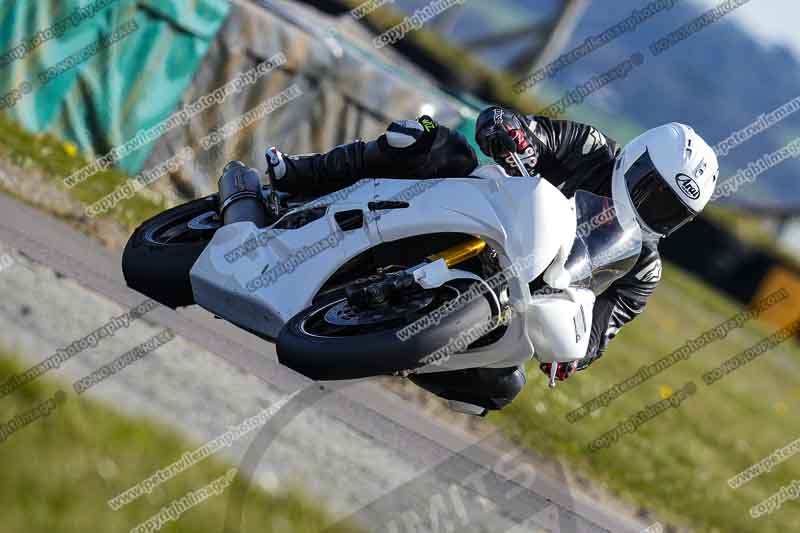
265,115 -> 478,196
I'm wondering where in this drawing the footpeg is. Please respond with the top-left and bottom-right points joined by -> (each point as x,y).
548,362 -> 558,389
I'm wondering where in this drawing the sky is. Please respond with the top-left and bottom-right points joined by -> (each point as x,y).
689,0 -> 800,58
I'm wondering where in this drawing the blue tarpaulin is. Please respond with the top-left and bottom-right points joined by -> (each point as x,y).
0,0 -> 230,173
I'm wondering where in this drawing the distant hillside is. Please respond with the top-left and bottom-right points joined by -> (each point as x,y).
542,0 -> 800,209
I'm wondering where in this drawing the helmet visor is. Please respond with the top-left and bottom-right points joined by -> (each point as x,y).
625,150 -> 696,236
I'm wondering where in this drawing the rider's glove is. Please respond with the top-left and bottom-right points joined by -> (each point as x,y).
475,106 -> 540,176
538,361 -> 579,382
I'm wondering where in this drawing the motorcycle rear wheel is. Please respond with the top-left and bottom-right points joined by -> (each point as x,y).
122,195 -> 220,308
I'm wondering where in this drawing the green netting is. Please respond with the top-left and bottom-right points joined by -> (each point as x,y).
0,0 -> 230,174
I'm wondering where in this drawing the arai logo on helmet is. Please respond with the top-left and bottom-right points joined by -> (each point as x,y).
675,174 -> 701,200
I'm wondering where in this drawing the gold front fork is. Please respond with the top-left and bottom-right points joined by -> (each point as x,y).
426,237 -> 486,267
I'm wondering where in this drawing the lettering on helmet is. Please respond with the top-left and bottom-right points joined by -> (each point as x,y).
493,108 -> 504,126
675,173 -> 701,200
503,145 -> 538,172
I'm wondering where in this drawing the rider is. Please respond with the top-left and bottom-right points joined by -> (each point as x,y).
264,107 -> 719,414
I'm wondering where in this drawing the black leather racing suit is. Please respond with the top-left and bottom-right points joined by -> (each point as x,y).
270,111 -> 662,411
473,107 -> 662,373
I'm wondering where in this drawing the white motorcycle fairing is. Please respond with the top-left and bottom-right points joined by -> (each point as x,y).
189,164 -> 595,373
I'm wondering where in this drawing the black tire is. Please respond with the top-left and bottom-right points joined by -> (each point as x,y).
122,195 -> 220,308
277,279 -> 495,380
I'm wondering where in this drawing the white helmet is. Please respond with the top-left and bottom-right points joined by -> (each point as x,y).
611,123 -> 719,237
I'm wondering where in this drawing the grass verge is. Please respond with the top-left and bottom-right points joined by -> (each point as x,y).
0,112 -> 165,231
490,264 -> 800,533
0,351 -> 360,533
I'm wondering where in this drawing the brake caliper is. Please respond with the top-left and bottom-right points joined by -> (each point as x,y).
345,271 -> 417,309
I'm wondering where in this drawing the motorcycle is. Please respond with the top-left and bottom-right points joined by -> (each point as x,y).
122,153 -> 643,394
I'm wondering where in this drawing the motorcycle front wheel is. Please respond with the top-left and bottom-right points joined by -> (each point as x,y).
277,279 -> 495,380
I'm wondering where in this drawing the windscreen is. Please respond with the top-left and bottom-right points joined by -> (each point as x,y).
562,191 -> 643,294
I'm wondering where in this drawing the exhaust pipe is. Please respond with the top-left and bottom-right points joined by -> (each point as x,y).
217,161 -> 268,227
